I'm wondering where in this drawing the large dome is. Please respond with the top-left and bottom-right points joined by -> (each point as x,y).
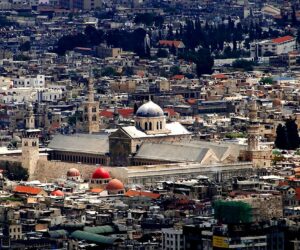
136,101 -> 164,117
106,179 -> 124,190
67,168 -> 80,177
92,167 -> 110,179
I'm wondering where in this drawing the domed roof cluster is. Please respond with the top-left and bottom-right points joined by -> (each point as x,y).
51,190 -> 64,197
67,168 -> 80,177
106,179 -> 124,191
136,101 -> 164,118
92,167 -> 111,179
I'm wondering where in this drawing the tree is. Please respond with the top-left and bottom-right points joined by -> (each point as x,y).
84,25 -> 103,46
101,67 -> 117,77
285,118 -> 300,150
260,77 -> 273,85
275,120 -> 300,150
1,161 -> 28,181
157,48 -> 168,58
232,59 -> 254,71
275,124 -> 288,149
170,65 -> 181,76
195,48 -> 214,76
19,41 -> 31,51
134,103 -> 139,114
123,66 -> 134,76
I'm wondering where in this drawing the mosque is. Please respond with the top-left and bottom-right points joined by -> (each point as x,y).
17,77 -> 271,184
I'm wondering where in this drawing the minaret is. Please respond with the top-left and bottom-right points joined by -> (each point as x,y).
22,102 -> 40,179
25,102 -> 35,130
247,97 -> 260,151
113,106 -> 120,128
82,72 -> 100,134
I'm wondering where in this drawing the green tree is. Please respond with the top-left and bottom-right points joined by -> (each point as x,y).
19,41 -> 31,51
134,103 -> 139,114
102,67 -> 117,76
195,48 -> 214,76
260,77 -> 273,85
1,161 -> 28,181
275,123 -> 288,149
157,48 -> 168,58
286,118 -> 300,150
232,59 -> 254,71
170,65 -> 181,76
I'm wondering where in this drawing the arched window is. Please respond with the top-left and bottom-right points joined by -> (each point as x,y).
92,107 -> 96,113
145,122 -> 148,130
92,115 -> 97,121
24,142 -> 28,146
160,121 -> 162,129
149,122 -> 152,130
157,122 -> 159,130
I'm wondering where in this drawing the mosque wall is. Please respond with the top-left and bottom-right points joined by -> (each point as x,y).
32,159 -> 101,181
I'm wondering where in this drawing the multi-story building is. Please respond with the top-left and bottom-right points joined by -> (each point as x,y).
162,228 -> 185,250
13,75 -> 45,88
250,36 -> 296,58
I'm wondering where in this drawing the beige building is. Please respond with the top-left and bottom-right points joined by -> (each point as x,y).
95,45 -> 122,59
110,79 -> 136,93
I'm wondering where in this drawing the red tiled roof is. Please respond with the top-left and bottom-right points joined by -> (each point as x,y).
125,190 -> 161,199
272,36 -> 294,44
90,188 -> 104,193
212,73 -> 228,80
163,108 -> 177,116
158,40 -> 184,48
100,110 -> 113,118
295,187 -> 300,201
172,74 -> 185,80
187,98 -> 197,105
13,185 -> 43,195
100,108 -> 133,118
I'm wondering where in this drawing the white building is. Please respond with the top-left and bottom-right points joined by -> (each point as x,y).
250,36 -> 296,58
13,75 -> 45,88
162,228 -> 185,250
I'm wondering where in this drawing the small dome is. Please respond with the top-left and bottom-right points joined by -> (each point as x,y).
92,167 -> 110,179
67,168 -> 80,177
106,179 -> 124,190
136,101 -> 164,117
273,98 -> 282,107
51,190 -> 64,196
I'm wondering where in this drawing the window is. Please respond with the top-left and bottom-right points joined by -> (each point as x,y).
145,122 -> 148,130
160,121 -> 162,129
149,122 -> 152,130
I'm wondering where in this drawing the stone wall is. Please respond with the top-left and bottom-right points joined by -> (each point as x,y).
32,159 -> 103,181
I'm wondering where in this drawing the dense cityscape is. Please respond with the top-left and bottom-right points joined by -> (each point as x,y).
0,0 -> 300,249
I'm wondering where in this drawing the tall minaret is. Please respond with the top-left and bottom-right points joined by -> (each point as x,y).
82,71 -> 100,134
247,97 -> 260,151
22,102 -> 40,179
25,102 -> 35,130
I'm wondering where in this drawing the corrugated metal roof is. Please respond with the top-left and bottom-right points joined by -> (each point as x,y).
48,134 -> 109,154
71,230 -> 118,245
134,142 -> 210,162
83,225 -> 115,234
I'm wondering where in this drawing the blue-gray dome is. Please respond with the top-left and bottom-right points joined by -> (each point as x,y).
136,101 -> 164,117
